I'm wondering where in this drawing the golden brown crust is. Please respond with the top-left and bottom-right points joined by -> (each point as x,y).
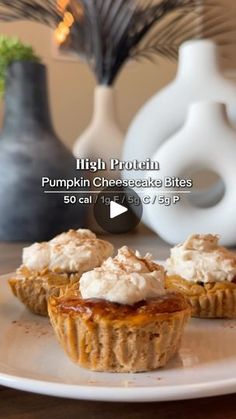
8,266 -> 81,316
51,293 -> 189,324
166,275 -> 236,318
48,294 -> 191,372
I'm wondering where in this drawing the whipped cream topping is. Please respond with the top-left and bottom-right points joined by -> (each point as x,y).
23,229 -> 114,274
80,246 -> 166,305
166,234 -> 236,283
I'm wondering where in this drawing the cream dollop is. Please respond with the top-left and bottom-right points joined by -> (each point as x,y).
23,229 -> 114,274
166,234 -> 236,283
79,246 -> 166,305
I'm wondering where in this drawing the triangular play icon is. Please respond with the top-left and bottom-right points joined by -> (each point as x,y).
110,201 -> 128,219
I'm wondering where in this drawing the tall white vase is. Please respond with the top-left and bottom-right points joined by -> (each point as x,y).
73,86 -> 123,230
73,85 -> 123,179
146,102 -> 236,246
123,40 -> 236,226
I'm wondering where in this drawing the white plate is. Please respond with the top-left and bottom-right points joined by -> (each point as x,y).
1,273 -> 236,402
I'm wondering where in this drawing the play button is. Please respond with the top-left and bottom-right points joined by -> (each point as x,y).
94,186 -> 143,234
110,201 -> 128,219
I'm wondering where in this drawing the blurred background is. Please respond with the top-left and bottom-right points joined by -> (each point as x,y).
0,0 -> 234,148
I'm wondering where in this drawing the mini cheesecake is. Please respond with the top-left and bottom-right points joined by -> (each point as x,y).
9,229 -> 114,316
165,234 -> 236,318
48,247 -> 190,372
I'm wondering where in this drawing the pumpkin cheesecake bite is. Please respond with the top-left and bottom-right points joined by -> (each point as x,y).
9,229 -> 114,316
165,234 -> 236,318
48,246 -> 190,373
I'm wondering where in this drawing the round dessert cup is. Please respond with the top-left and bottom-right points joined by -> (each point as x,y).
9,266 -> 81,316
48,293 -> 190,373
166,276 -> 236,319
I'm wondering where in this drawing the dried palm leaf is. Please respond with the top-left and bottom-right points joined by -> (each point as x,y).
0,0 -> 234,84
61,0 -> 203,84
64,0 -> 234,84
0,0 -> 62,26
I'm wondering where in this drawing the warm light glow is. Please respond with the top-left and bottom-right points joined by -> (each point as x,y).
55,28 -> 67,44
59,23 -> 70,35
64,12 -> 74,27
55,0 -> 75,45
58,0 -> 69,12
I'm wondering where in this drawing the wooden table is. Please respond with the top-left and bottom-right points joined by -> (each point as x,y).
0,229 -> 235,418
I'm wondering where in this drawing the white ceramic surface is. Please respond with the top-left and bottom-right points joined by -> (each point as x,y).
73,85 -> 123,180
123,40 -> 236,227
146,102 -> 236,246
2,273 -> 236,402
73,85 -> 124,230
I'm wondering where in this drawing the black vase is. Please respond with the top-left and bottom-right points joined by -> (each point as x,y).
0,61 -> 85,241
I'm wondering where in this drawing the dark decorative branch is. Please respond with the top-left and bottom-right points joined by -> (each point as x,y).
0,0 -> 62,26
134,4 -> 236,62
61,0 -> 203,84
64,0 -> 234,85
0,0 -> 235,85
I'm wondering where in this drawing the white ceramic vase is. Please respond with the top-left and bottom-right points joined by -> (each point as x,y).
146,102 -> 236,246
73,85 -> 123,179
123,40 -> 236,226
73,85 -> 123,231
